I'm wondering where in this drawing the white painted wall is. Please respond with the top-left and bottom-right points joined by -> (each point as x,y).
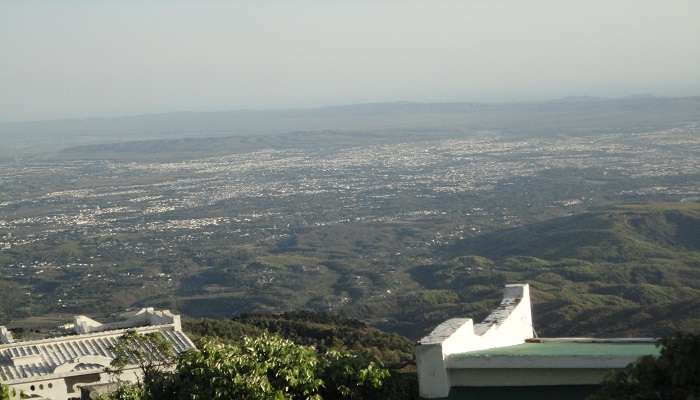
7,369 -> 142,400
416,284 -> 534,398
74,308 -> 180,334
448,368 -> 609,387
0,327 -> 14,344
2,308 -> 188,400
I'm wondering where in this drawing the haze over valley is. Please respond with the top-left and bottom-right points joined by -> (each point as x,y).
3,2 -> 700,399
2,97 -> 700,339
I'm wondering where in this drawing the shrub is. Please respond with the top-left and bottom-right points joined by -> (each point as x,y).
163,334 -> 324,400
104,332 -> 390,400
589,333 -> 700,400
1,384 -> 10,400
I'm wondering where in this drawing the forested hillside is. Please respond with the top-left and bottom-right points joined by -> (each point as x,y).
405,204 -> 700,337
181,204 -> 700,341
183,312 -> 419,400
184,311 -> 414,367
4,204 -> 700,341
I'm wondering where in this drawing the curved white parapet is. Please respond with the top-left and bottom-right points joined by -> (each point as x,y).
416,284 -> 533,398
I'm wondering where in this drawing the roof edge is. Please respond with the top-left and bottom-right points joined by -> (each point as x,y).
0,323 -> 177,350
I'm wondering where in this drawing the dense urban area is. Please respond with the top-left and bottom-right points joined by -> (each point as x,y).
3,2 -> 700,397
2,118 -> 700,339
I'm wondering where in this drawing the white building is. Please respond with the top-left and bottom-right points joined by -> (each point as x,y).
0,308 -> 195,400
415,284 -> 659,399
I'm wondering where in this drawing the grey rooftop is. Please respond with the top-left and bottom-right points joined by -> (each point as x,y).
0,308 -> 195,385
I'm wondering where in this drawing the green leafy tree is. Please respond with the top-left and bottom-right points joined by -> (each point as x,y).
159,333 -> 324,400
1,384 -> 10,400
318,350 -> 390,400
106,330 -> 176,397
101,332 -> 391,400
589,333 -> 700,400
98,384 -> 144,400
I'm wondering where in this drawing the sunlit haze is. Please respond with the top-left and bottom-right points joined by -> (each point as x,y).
1,0 -> 699,122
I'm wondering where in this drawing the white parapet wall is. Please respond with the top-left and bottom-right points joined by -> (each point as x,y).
416,284 -> 534,398
0,326 -> 14,344
74,307 -> 181,334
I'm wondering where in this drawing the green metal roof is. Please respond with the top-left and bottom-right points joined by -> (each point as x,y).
453,341 -> 660,359
447,385 -> 599,400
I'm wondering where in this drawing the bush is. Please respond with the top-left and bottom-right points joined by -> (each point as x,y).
99,384 -> 144,400
104,332 -> 390,400
318,350 -> 389,400
589,333 -> 700,400
162,334 -> 324,400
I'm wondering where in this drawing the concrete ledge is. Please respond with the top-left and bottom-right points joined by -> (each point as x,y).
415,283 -> 660,398
416,284 -> 533,398
449,368 -> 611,387
446,354 -> 645,369
420,319 -> 473,345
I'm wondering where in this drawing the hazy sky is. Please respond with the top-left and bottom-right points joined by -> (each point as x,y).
1,0 -> 699,122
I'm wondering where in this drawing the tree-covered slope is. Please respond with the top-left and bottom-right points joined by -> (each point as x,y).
0,280 -> 28,322
184,311 -> 414,367
183,312 -> 420,400
448,204 -> 700,261
407,204 -> 700,338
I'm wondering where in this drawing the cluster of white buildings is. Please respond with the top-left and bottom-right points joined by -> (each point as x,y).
0,285 -> 661,400
0,308 -> 195,400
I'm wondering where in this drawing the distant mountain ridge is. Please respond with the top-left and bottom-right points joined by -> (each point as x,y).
2,95 -> 699,160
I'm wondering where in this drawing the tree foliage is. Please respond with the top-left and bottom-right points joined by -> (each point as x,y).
99,384 -> 145,400
589,333 -> 700,400
103,332 -> 390,400
317,350 -> 389,400
0,384 -> 9,400
184,312 -> 414,367
107,330 -> 176,386
184,314 -> 417,400
160,334 -> 324,400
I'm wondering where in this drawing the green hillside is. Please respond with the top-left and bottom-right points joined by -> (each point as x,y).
183,312 -> 420,400
449,204 -> 700,261
409,204 -> 700,337
184,311 -> 414,367
4,203 -> 699,341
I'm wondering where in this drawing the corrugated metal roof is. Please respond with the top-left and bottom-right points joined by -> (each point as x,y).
0,326 -> 195,384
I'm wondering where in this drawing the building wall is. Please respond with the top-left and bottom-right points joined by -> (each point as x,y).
416,284 -> 534,398
448,368 -> 610,387
7,379 -> 66,400
7,369 -> 141,400
446,385 -> 600,400
1,308 -> 192,400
